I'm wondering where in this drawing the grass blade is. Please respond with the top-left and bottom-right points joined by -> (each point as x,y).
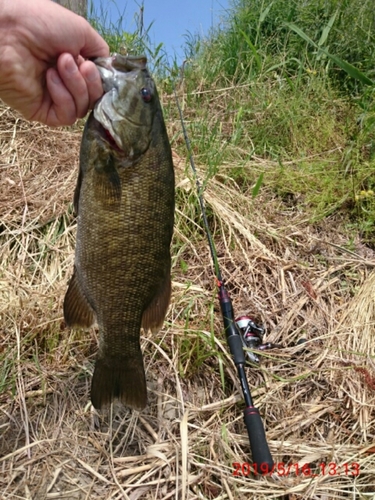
239,29 -> 262,71
252,172 -> 264,198
318,10 -> 338,47
285,22 -> 374,86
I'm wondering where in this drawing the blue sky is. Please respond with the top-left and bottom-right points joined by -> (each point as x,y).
90,0 -> 230,62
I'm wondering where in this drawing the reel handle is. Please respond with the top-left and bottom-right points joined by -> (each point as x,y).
244,406 -> 274,475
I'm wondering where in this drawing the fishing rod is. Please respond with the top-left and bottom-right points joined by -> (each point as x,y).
174,89 -> 275,474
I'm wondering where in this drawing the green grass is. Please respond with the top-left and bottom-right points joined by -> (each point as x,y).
160,0 -> 375,246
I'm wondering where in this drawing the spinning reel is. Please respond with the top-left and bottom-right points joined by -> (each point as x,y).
235,315 -> 281,364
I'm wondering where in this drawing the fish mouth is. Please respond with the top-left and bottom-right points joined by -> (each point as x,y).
95,118 -> 123,153
93,99 -> 122,150
103,128 -> 123,152
93,54 -> 150,153
94,115 -> 125,153
94,102 -> 144,148
94,111 -> 144,155
93,54 -> 147,90
94,54 -> 147,73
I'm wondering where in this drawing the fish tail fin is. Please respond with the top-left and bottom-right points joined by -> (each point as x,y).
91,353 -> 147,410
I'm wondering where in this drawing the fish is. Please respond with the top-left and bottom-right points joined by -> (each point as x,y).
63,54 -> 175,410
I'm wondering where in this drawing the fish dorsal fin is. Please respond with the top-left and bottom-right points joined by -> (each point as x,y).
64,267 -> 95,327
141,273 -> 171,333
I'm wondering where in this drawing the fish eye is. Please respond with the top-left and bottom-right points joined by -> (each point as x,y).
141,87 -> 152,103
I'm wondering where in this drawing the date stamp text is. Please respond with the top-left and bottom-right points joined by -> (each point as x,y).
232,462 -> 360,477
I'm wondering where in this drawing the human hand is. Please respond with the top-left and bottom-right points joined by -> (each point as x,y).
0,0 -> 109,126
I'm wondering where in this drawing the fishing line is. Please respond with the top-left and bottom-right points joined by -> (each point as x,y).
173,88 -> 221,281
173,85 -> 274,473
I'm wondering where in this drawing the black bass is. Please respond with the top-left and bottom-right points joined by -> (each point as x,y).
64,54 -> 175,410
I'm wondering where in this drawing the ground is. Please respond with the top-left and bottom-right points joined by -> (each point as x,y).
1,101 -> 375,499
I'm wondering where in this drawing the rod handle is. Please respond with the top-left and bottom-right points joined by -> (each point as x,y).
244,406 -> 274,475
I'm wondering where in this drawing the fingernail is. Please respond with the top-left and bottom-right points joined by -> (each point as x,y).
51,72 -> 62,85
86,66 -> 99,82
66,57 -> 78,74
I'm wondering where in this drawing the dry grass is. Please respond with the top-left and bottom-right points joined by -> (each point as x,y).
1,100 -> 375,500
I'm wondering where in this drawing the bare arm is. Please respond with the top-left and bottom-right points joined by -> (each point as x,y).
0,0 -> 109,126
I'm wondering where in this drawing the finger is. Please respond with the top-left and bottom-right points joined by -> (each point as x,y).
79,60 -> 104,109
57,53 -> 89,119
45,68 -> 77,126
79,20 -> 110,59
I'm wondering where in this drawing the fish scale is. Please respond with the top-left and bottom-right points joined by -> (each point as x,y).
63,55 -> 174,410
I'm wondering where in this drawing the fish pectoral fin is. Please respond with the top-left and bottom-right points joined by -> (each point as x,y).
142,273 -> 171,333
95,153 -> 122,204
63,268 -> 95,327
91,353 -> 147,410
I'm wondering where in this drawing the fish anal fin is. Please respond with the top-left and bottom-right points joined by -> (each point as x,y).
91,353 -> 147,410
63,268 -> 95,328
142,274 -> 171,333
